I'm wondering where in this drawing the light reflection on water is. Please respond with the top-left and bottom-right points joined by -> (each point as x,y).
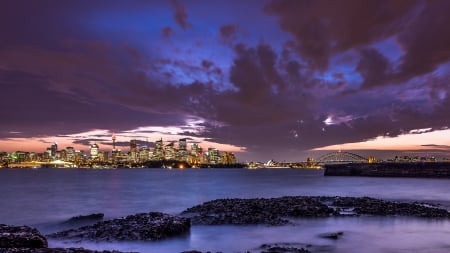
1,168 -> 450,252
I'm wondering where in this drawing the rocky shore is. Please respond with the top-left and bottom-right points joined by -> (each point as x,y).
2,196 -> 450,253
48,212 -> 190,241
181,196 -> 450,225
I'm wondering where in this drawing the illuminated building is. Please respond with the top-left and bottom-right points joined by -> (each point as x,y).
221,152 -> 236,164
139,145 -> 150,162
130,139 -> 138,162
50,142 -> 58,158
66,147 -> 75,162
191,143 -> 199,156
177,138 -> 188,161
165,142 -> 176,160
152,138 -> 164,160
98,151 -> 108,162
207,148 -> 220,164
90,143 -> 99,158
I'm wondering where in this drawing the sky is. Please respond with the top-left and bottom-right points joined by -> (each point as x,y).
1,0 -> 450,162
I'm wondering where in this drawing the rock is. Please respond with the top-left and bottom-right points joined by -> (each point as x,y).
48,212 -> 190,241
182,197 -> 334,225
259,243 -> 311,253
0,224 -> 48,248
182,196 -> 450,226
319,231 -> 344,240
63,213 -> 104,224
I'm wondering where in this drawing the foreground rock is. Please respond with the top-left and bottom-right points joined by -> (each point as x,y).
259,243 -> 312,253
48,212 -> 190,241
63,213 -> 104,225
0,225 -> 133,252
329,196 -> 450,217
0,224 -> 48,248
182,196 -> 450,225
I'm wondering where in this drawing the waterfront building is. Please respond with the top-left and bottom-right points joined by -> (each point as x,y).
177,138 -> 188,161
152,138 -> 164,160
207,148 -> 220,164
50,142 -> 58,157
221,152 -> 236,165
90,144 -> 99,158
130,139 -> 138,162
139,145 -> 150,162
165,142 -> 176,160
98,151 -> 108,162
66,147 -> 75,162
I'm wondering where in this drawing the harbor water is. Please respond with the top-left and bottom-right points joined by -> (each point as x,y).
1,168 -> 450,252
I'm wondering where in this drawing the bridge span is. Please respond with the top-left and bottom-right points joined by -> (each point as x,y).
315,151 -> 369,165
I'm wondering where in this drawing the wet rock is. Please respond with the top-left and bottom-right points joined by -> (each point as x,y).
330,196 -> 450,218
0,224 -> 48,248
319,231 -> 344,240
259,243 -> 311,253
182,196 -> 450,226
48,212 -> 190,241
182,197 -> 334,225
63,213 -> 104,224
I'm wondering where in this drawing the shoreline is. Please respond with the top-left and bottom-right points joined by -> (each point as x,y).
2,195 -> 450,253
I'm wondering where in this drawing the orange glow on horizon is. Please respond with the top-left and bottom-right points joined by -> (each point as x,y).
314,128 -> 450,151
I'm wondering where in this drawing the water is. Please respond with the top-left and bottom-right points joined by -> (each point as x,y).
1,168 -> 450,252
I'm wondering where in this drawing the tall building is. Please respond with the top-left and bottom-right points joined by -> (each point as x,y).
207,148 -> 220,164
177,138 -> 188,161
165,142 -> 176,160
50,142 -> 58,158
66,147 -> 75,162
139,145 -> 150,162
152,138 -> 164,160
90,143 -> 99,158
130,139 -> 138,162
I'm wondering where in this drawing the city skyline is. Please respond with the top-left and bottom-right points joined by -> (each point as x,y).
1,0 -> 450,161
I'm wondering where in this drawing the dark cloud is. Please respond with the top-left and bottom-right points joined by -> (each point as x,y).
264,0 -> 415,70
219,24 -> 238,45
396,0 -> 450,80
201,60 -> 213,69
161,26 -> 174,39
171,0 -> 191,30
356,48 -> 391,89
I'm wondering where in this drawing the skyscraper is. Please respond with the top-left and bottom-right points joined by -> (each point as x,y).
90,143 -> 99,158
50,142 -> 58,157
130,139 -> 138,162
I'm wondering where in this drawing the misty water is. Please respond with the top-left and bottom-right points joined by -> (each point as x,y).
1,168 -> 450,253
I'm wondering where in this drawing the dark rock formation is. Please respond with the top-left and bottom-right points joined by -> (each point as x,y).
319,231 -> 344,240
48,212 -> 190,241
0,224 -> 48,248
182,196 -> 450,225
63,213 -> 104,224
329,196 -> 450,217
0,225 -> 134,252
182,197 -> 334,225
259,243 -> 311,253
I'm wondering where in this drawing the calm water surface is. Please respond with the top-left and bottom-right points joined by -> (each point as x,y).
1,168 -> 450,252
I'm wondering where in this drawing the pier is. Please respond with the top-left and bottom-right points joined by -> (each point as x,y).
324,162 -> 450,178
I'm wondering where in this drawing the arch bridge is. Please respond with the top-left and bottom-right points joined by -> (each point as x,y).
316,151 -> 368,165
